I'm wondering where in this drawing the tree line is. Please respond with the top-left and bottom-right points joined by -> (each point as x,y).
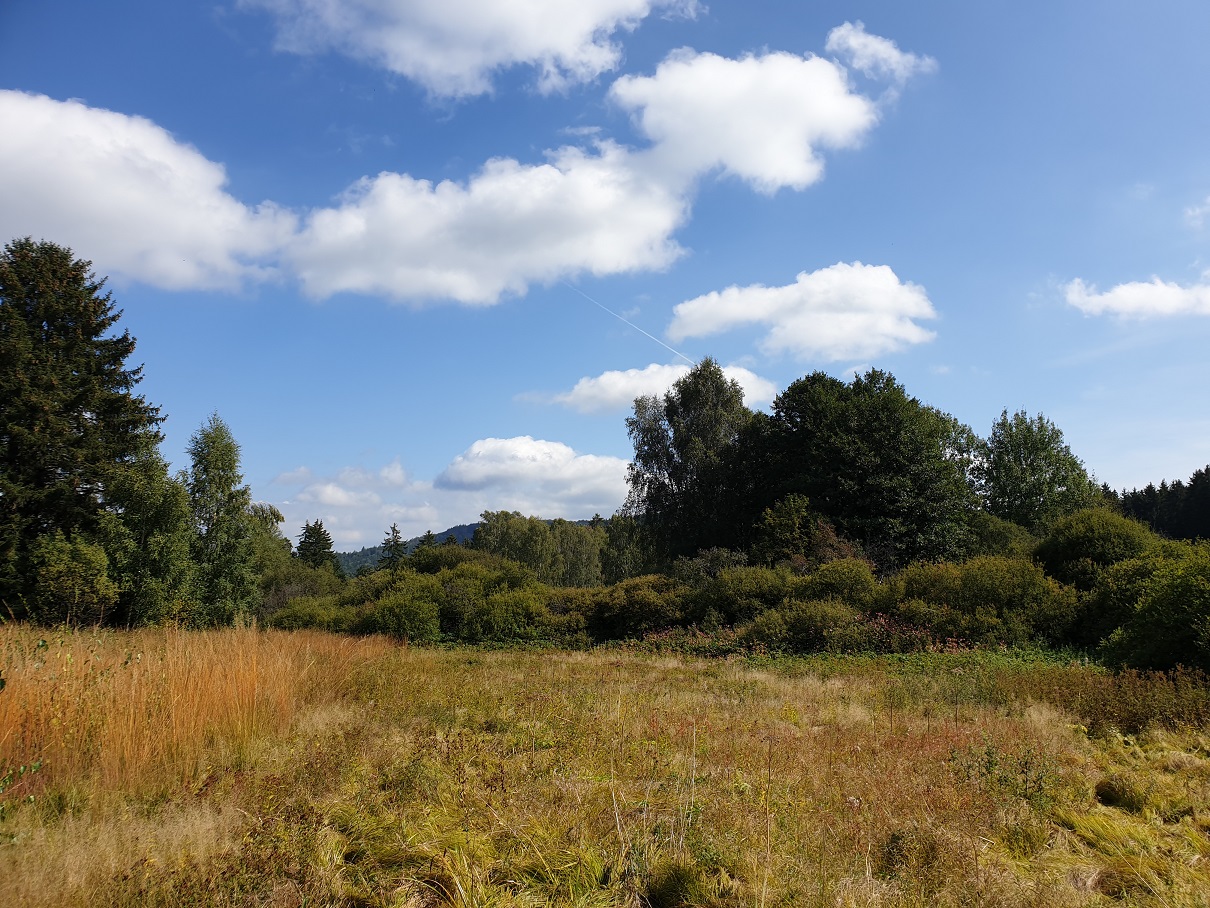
3,238 -> 1209,670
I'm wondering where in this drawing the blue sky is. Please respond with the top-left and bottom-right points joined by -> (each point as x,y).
3,1 -> 1209,549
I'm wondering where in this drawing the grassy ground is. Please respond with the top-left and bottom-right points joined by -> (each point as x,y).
1,626 -> 1209,907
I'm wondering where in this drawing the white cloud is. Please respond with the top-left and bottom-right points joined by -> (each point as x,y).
297,481 -> 382,509
3,21 -> 933,307
553,362 -> 776,412
1185,195 -> 1210,228
1065,277 -> 1210,318
825,20 -> 937,94
611,48 -> 878,192
269,441 -> 628,547
241,0 -> 700,97
667,262 -> 937,361
0,91 -> 296,291
288,142 -> 687,303
435,436 -> 628,517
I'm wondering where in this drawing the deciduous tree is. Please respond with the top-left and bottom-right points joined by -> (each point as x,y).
186,414 -> 256,625
760,370 -> 975,569
624,358 -> 753,561
976,409 -> 1100,533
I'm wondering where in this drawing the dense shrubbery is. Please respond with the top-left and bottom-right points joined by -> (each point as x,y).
260,521 -> 1208,674
1034,508 -> 1159,590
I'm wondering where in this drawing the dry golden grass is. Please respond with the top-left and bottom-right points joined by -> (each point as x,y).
2,628 -> 1208,907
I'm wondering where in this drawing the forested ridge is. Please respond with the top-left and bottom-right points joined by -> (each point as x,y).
3,238 -> 1209,672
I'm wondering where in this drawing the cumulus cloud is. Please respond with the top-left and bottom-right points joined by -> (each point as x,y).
288,142 -> 687,303
611,48 -> 878,192
3,21 -> 935,306
1065,277 -> 1210,318
553,362 -> 776,412
267,440 -> 628,546
825,20 -> 937,94
437,435 -> 626,496
0,91 -> 296,290
241,0 -> 700,97
667,262 -> 937,361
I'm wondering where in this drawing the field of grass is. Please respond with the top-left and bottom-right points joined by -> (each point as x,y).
2,626 -> 1209,907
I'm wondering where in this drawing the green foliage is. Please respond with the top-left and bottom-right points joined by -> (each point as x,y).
266,594 -> 355,632
688,565 -> 789,625
740,598 -> 864,653
185,414 -> 256,626
589,575 -> 688,640
751,493 -> 861,569
624,358 -> 753,561
472,511 -> 604,586
296,519 -> 342,576
960,510 -> 1037,560
1034,507 -> 1159,590
600,513 -> 657,583
1104,543 -> 1210,671
760,370 -> 976,569
976,409 -> 1101,533
1119,465 -> 1210,541
377,523 -> 408,572
96,440 -> 196,626
889,557 -> 1077,646
359,588 -> 441,642
27,532 -> 119,625
792,558 -> 878,610
0,238 -> 163,614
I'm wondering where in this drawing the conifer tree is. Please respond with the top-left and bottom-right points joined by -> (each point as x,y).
297,519 -> 341,575
378,522 -> 408,571
0,238 -> 163,613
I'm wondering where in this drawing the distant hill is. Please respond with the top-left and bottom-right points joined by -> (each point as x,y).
336,522 -> 479,576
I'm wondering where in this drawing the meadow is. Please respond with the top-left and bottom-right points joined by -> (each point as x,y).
2,625 -> 1209,907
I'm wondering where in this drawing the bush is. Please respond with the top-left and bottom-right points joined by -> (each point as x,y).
792,558 -> 878,609
588,575 -> 687,640
961,510 -> 1036,559
741,598 -> 864,654
1103,543 -> 1210,671
1035,508 -> 1159,590
887,557 -> 1076,646
267,595 -> 356,632
688,565 -> 790,625
28,533 -> 119,626
359,589 -> 441,642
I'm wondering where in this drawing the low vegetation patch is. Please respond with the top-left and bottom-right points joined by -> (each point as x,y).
2,626 -> 1209,906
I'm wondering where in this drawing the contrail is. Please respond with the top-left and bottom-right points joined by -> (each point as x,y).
562,280 -> 695,366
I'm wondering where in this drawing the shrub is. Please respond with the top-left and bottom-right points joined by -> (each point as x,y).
28,533 -> 119,626
961,510 -> 1036,559
1075,554 -> 1165,649
758,598 -> 864,654
588,575 -> 687,640
888,557 -> 1076,646
1035,508 -> 1159,590
792,557 -> 878,609
266,595 -> 355,632
688,565 -> 790,625
893,561 -> 962,608
1103,543 -> 1210,671
360,589 -> 441,643
955,556 -> 1078,646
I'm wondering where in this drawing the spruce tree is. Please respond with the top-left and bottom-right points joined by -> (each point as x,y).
378,522 -> 407,571
0,238 -> 163,613
297,519 -> 341,575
